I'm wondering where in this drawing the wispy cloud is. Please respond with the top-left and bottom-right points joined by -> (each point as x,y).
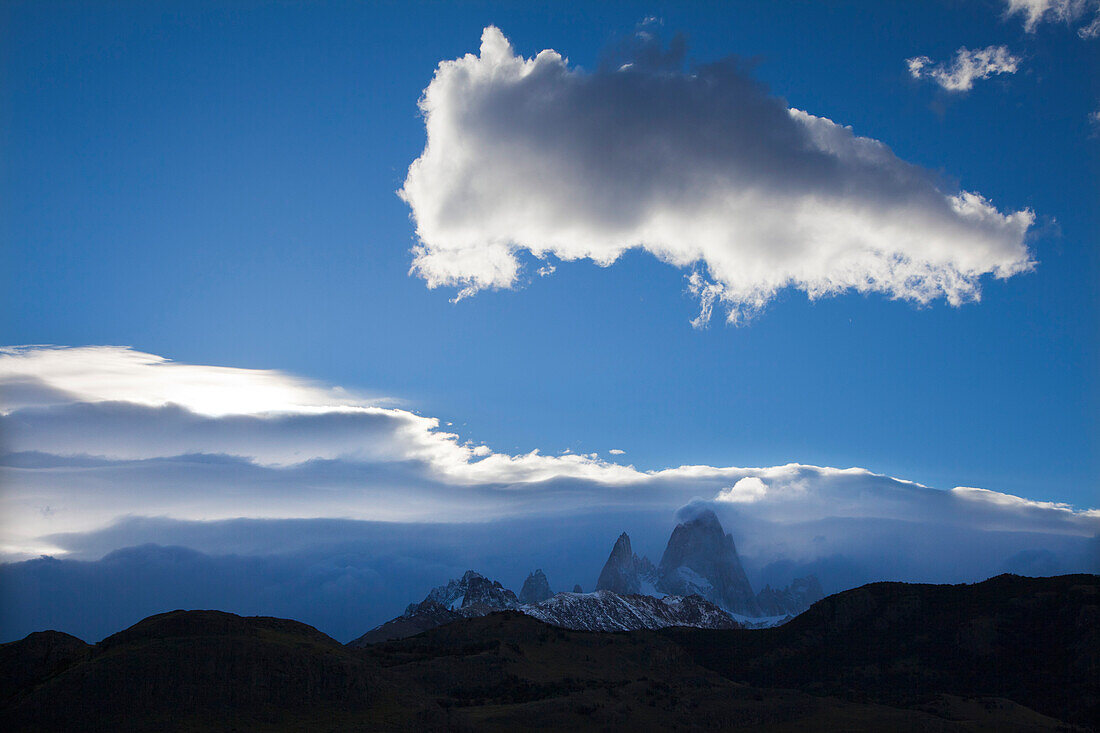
0,345 -> 391,416
1004,0 -> 1100,38
400,27 -> 1034,325
906,46 -> 1021,92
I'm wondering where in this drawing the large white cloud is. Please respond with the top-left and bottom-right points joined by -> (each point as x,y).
400,27 -> 1035,324
1,346 -> 1097,562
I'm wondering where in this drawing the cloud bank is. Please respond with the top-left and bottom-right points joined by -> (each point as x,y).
400,26 -> 1034,324
1,345 -> 1097,641
906,46 -> 1021,92
2,345 -> 1096,558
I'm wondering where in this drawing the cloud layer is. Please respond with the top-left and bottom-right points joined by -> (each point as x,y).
1,345 -> 1097,642
400,27 -> 1035,324
2,345 -> 1096,561
906,46 -> 1021,92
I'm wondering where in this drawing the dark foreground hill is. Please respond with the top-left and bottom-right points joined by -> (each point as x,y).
663,572 -> 1100,728
1,574 -> 1096,731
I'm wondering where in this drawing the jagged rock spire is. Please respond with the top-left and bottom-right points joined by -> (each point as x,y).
596,533 -> 640,595
656,508 -> 761,616
518,569 -> 553,604
596,532 -> 657,595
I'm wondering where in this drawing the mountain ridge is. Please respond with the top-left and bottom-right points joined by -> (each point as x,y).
3,573 -> 1094,731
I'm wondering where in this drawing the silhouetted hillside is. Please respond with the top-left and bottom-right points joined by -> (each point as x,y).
1,610 -> 444,730
0,630 -> 88,706
664,573 -> 1099,727
2,574 -> 1095,731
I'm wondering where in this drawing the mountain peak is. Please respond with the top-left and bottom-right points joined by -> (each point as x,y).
596,532 -> 657,595
657,510 -> 761,616
677,507 -> 721,530
419,570 -> 518,613
518,569 -> 553,604
612,532 -> 632,556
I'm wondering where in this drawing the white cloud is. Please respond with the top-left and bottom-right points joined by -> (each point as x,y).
1004,0 -> 1100,37
715,476 -> 769,503
609,448 -> 626,455
906,46 -> 1021,92
951,486 -> 1100,518
0,345 -> 381,417
1,346 -> 1098,563
400,27 -> 1034,325
0,346 -> 640,485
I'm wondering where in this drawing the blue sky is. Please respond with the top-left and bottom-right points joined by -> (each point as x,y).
3,1 -> 1098,515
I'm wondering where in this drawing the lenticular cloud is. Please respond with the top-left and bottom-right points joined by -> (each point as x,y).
401,26 -> 1035,324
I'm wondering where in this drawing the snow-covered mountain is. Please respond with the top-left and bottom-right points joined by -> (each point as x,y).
656,508 -> 762,616
351,515 -> 825,646
350,567 -> 740,645
350,570 -> 519,645
418,569 -> 519,613
522,591 -> 739,632
596,513 -> 822,620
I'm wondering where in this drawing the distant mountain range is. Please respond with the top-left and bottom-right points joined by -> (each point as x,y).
354,508 -> 823,644
3,573 -> 1096,730
349,568 -> 737,645
595,509 -> 824,620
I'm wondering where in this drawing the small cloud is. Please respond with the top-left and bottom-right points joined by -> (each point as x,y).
674,498 -> 718,523
1003,0 -> 1100,38
609,449 -> 626,455
715,476 -> 769,503
907,46 -> 1020,92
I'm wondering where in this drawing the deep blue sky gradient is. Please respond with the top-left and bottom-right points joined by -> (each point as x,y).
3,1 -> 1098,506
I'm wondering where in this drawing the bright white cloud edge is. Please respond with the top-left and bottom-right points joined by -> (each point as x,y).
2,346 -> 1097,560
400,27 -> 1034,325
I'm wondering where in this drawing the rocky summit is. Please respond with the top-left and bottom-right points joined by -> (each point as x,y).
518,569 -> 553,604
594,532 -> 657,595
351,570 -> 521,646
656,508 -> 762,616
420,569 -> 519,613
